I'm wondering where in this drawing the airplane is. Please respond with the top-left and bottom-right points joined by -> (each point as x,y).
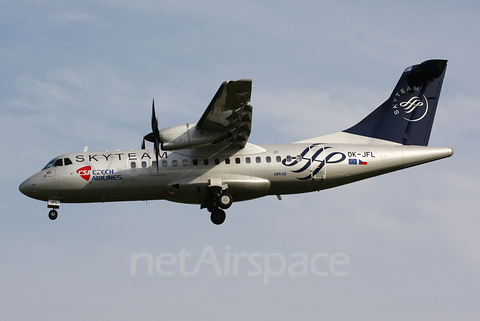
19,59 -> 453,225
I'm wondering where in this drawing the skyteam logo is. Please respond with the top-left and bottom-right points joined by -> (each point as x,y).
399,95 -> 429,122
392,86 -> 429,122
282,144 -> 346,180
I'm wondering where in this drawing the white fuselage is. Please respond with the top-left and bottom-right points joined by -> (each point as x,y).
19,140 -> 453,206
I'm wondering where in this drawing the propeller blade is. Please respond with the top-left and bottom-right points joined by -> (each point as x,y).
142,99 -> 161,170
154,139 -> 160,170
152,99 -> 160,170
151,99 -> 159,136
144,132 -> 154,143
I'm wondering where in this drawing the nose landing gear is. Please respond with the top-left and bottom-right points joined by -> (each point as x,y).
48,209 -> 58,220
47,199 -> 60,221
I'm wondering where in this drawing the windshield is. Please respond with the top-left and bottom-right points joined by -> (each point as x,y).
42,158 -> 57,170
42,157 -> 73,170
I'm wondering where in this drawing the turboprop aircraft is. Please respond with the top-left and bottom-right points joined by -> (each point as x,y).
19,60 -> 453,225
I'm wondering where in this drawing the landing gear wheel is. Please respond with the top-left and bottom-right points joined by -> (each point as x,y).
210,209 -> 226,225
217,193 -> 233,209
48,209 -> 58,220
206,204 -> 217,213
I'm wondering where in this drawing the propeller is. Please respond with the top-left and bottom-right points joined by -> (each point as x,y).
142,99 -> 161,170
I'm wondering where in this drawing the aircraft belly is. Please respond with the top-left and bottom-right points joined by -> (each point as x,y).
164,172 -> 271,204
223,175 -> 271,202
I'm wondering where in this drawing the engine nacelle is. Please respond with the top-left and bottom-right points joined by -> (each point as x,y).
159,123 -> 227,150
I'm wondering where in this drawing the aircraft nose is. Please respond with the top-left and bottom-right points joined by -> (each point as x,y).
19,176 -> 36,197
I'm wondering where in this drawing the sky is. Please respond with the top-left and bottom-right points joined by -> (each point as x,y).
2,0 -> 480,320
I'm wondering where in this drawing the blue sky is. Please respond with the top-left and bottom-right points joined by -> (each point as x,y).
2,1 -> 480,320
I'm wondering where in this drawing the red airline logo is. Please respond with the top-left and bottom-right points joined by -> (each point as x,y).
76,166 -> 91,181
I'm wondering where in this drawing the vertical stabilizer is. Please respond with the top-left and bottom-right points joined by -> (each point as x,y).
344,60 -> 447,146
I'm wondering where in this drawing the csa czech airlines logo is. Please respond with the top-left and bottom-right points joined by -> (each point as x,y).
77,166 -> 91,181
76,166 -> 122,181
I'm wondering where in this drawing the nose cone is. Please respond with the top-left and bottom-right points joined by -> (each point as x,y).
19,178 -> 33,197
19,174 -> 39,199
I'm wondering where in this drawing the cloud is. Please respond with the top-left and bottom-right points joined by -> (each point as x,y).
251,86 -> 386,143
49,11 -> 94,23
4,64 -> 151,152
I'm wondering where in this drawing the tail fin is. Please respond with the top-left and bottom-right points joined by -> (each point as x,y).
344,60 -> 447,146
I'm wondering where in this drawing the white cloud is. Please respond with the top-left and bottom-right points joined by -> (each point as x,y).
251,86 -> 386,143
49,11 -> 94,23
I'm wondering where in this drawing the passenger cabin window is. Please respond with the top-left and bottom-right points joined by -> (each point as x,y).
214,158 -> 220,165
172,160 -> 178,167
286,155 -> 292,162
162,160 -> 168,167
256,157 -> 261,163
182,159 -> 188,166
266,156 -> 271,163
246,157 -> 251,164
130,162 -> 136,169
296,155 -> 302,162
276,156 -> 281,162
193,159 -> 198,166
225,158 -> 230,164
235,157 -> 241,164
141,161 -> 147,168
203,159 -> 209,165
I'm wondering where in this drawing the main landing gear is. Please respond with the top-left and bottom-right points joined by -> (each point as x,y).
210,209 -> 226,225
203,187 -> 233,225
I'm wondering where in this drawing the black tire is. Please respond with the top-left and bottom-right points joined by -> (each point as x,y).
48,209 -> 58,220
210,209 -> 226,225
206,204 -> 217,213
217,193 -> 233,209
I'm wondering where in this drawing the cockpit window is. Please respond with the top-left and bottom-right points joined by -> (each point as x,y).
42,157 -> 71,170
42,158 -> 57,170
54,159 -> 63,167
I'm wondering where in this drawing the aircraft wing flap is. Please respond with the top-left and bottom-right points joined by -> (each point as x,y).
197,79 -> 253,148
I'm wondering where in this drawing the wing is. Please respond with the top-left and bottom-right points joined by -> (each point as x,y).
197,79 -> 252,148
